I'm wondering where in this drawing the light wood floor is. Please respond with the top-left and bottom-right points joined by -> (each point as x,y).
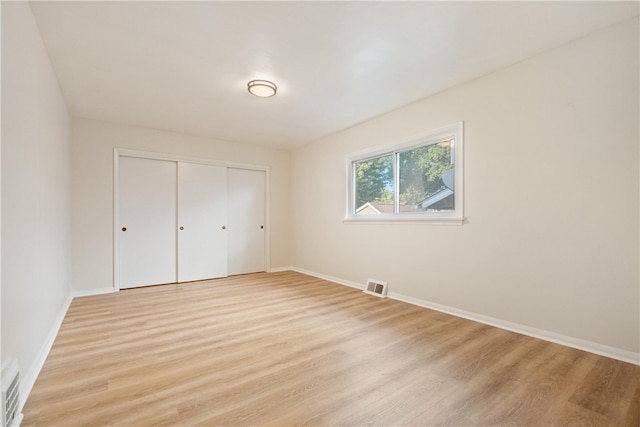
22,271 -> 639,426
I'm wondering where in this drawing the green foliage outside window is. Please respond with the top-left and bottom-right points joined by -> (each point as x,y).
354,140 -> 453,211
355,155 -> 393,209
399,141 -> 452,205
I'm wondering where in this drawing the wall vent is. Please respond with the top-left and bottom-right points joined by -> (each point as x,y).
364,278 -> 387,298
1,360 -> 20,427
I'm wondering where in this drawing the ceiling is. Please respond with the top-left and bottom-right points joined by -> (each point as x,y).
29,1 -> 639,150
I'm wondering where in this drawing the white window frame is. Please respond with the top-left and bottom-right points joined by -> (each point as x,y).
345,122 -> 464,224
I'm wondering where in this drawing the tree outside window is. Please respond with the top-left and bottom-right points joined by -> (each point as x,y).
347,122 -> 463,221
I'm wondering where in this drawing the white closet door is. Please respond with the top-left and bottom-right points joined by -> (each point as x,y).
119,157 -> 177,289
177,162 -> 228,282
228,168 -> 266,275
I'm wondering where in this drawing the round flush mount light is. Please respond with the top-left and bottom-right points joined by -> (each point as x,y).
247,80 -> 277,97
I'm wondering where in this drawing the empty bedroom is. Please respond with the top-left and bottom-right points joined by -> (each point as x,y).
1,1 -> 639,426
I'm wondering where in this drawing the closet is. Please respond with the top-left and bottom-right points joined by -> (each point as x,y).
117,155 -> 266,289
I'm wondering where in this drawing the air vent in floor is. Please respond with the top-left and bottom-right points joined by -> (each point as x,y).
364,278 -> 387,298
2,360 -> 20,427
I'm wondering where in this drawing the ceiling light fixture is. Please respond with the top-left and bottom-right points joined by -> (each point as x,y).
247,80 -> 277,98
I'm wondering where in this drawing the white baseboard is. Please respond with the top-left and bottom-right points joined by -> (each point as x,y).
389,292 -> 639,366
19,286 -> 114,417
71,287 -> 116,298
19,293 -> 73,414
291,267 -> 365,290
268,266 -> 294,273
292,267 -> 640,366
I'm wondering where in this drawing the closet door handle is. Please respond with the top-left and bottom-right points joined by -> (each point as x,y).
222,226 -> 226,230
179,226 -> 184,231
121,227 -> 127,232
260,225 -> 264,229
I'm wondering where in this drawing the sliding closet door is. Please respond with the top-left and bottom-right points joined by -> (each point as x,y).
177,162 -> 228,282
228,168 -> 266,275
119,157 -> 177,289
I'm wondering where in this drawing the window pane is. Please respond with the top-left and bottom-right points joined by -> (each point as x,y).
398,140 -> 454,212
354,154 -> 394,215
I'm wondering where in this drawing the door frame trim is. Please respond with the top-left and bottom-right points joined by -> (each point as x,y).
113,147 -> 271,291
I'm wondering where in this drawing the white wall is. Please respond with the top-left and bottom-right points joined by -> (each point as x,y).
71,118 -> 291,293
1,0 -> 72,400
291,19 -> 639,358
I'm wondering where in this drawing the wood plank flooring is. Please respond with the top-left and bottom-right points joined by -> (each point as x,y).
22,271 -> 640,426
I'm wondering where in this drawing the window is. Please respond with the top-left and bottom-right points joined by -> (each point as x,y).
346,122 -> 463,222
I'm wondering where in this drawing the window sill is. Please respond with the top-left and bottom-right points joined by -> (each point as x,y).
343,216 -> 465,225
